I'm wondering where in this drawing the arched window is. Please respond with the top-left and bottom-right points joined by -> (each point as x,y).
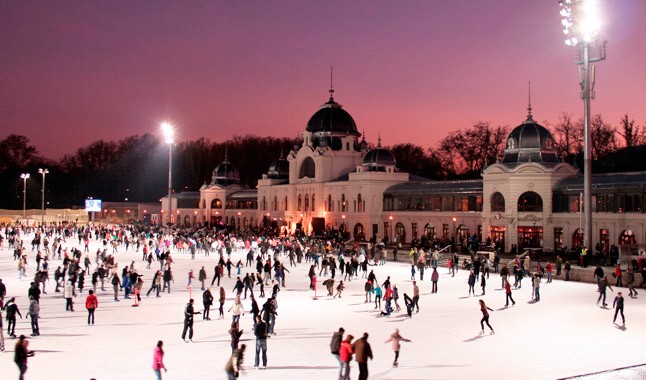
304,194 -> 309,211
491,192 -> 505,212
211,198 -> 222,209
424,223 -> 435,238
357,194 -> 363,212
311,194 -> 315,212
297,194 -> 302,211
619,230 -> 637,245
341,194 -> 347,212
327,194 -> 333,211
261,197 -> 266,211
353,223 -> 365,241
572,228 -> 583,248
284,196 -> 288,211
518,191 -> 543,212
299,157 -> 315,178
183,215 -> 190,226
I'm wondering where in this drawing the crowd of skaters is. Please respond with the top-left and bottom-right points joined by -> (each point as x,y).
0,222 -> 642,379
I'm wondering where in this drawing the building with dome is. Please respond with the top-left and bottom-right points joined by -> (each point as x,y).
162,89 -> 645,256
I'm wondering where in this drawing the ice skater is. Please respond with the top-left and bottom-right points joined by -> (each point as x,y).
478,300 -> 494,335
385,328 -> 411,367
613,291 -> 625,325
468,270 -> 476,296
181,299 -> 200,342
597,275 -> 613,307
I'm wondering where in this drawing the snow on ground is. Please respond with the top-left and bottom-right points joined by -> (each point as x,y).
0,233 -> 645,380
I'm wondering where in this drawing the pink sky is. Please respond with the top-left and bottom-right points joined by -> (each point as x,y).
1,1 -> 644,159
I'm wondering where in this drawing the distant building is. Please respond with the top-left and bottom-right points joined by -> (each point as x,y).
162,89 -> 645,255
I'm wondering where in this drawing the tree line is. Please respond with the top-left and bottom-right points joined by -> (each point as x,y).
1,113 -> 644,209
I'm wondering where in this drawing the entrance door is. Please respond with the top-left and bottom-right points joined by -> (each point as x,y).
517,226 -> 543,249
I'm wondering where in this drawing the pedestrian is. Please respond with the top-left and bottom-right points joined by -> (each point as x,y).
5,297 -> 22,338
468,270 -> 476,296
225,343 -> 245,380
111,273 -> 121,301
532,273 -> 541,302
181,299 -> 200,342
229,321 -> 244,353
253,315 -> 268,369
353,332 -> 373,380
152,340 -> 168,380
228,296 -> 244,323
545,261 -> 553,283
187,269 -> 194,288
28,296 -> 39,336
431,267 -> 439,293
597,275 -> 613,307
505,280 -> 515,307
364,280 -> 372,303
614,264 -> 623,287
613,291 -> 625,325
202,288 -> 214,320
339,334 -> 354,380
564,260 -> 571,281
626,268 -> 638,297
199,266 -> 207,291
14,335 -> 34,380
64,279 -> 76,310
329,327 -> 345,379
85,289 -> 98,325
478,299 -> 494,335
480,273 -> 486,295
391,284 -> 400,311
412,281 -> 420,313
371,285 -> 382,309
385,328 -> 411,367
410,264 -> 416,280
219,287 -> 226,319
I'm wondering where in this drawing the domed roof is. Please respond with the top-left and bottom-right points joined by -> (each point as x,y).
306,96 -> 360,136
501,113 -> 560,165
210,159 -> 240,186
267,158 -> 289,179
362,140 -> 396,171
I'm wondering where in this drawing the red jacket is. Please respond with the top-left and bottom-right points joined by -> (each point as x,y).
86,294 -> 98,309
339,341 -> 354,362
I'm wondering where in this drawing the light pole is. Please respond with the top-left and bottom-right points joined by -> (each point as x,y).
38,168 -> 49,224
21,173 -> 30,218
559,0 -> 605,251
161,122 -> 174,227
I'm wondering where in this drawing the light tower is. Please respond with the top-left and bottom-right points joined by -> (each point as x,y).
38,168 -> 49,224
20,173 -> 30,218
559,0 -> 606,251
161,122 -> 174,227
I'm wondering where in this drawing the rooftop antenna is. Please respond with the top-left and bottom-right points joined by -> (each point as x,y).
329,66 -> 335,100
525,81 -> 534,122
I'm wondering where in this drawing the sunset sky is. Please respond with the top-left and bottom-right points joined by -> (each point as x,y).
1,1 -> 644,159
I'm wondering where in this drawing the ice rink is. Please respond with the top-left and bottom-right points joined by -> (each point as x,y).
1,232 -> 645,380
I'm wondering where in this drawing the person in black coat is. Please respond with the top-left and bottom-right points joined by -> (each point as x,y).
202,288 -> 214,320
4,297 -> 22,338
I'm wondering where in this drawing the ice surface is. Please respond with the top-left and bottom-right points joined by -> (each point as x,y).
1,232 -> 645,380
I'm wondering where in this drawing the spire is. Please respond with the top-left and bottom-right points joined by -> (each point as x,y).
525,81 -> 534,123
329,66 -> 335,101
377,132 -> 382,148
224,145 -> 229,163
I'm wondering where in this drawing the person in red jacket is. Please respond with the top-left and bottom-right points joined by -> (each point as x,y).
339,334 -> 354,380
85,289 -> 98,325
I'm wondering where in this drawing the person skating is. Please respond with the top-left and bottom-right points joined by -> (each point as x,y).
333,280 -> 345,298
391,284 -> 400,311
329,327 -> 345,379
28,296 -> 39,336
532,273 -> 541,302
597,275 -> 613,307
412,281 -> 420,312
478,300 -> 494,335
324,278 -> 335,297
229,321 -> 243,353
371,284 -> 382,309
181,299 -> 200,342
353,332 -> 373,380
626,268 -> 638,297
218,287 -> 226,319
85,289 -> 98,325
225,343 -> 245,380
385,328 -> 411,367
5,297 -> 22,338
198,266 -> 207,291
14,335 -> 34,380
613,291 -> 625,325
431,267 -> 439,293
403,293 -> 414,317
152,340 -> 168,380
202,287 -> 213,320
253,315 -> 268,369
505,280 -> 515,307
64,279 -> 76,310
468,270 -> 476,296
480,273 -> 486,295
339,334 -> 354,380
228,296 -> 244,324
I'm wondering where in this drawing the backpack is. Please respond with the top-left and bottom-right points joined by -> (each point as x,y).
111,276 -> 118,285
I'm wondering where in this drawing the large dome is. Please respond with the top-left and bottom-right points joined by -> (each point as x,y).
210,160 -> 240,186
501,115 -> 560,165
362,147 -> 396,170
306,97 -> 360,136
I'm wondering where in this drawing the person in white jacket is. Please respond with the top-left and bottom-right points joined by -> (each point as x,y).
228,297 -> 244,324
64,280 -> 76,311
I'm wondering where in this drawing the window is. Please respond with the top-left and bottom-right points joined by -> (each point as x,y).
261,197 -> 266,211
619,230 -> 637,245
491,192 -> 505,212
327,194 -> 333,211
284,196 -> 288,211
297,194 -> 302,211
304,194 -> 309,212
412,223 -> 418,240
299,157 -> 315,178
357,194 -> 363,212
518,191 -> 543,212
442,224 -> 450,238
568,196 -> 581,212
341,194 -> 347,212
553,227 -> 563,250
424,223 -> 435,238
211,198 -> 222,209
395,222 -> 406,243
311,194 -> 315,212
273,196 -> 278,211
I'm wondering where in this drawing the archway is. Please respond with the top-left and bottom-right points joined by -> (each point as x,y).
395,222 -> 406,244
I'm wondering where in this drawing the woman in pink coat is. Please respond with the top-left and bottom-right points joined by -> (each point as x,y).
153,340 -> 167,380
384,328 -> 411,367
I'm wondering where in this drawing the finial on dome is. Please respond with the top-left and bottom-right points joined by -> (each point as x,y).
224,145 -> 229,163
525,81 -> 534,123
377,132 -> 382,148
329,66 -> 335,100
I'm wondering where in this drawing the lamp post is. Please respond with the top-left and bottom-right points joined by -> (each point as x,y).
38,168 -> 49,224
559,0 -> 605,251
161,122 -> 174,227
20,173 -> 30,218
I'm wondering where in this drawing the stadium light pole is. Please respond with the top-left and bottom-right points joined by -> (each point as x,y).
559,0 -> 606,252
161,122 -> 174,227
39,168 -> 49,224
21,173 -> 30,218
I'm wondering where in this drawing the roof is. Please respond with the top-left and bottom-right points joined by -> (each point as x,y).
384,179 -> 483,196
554,172 -> 646,194
306,97 -> 360,136
227,190 -> 258,200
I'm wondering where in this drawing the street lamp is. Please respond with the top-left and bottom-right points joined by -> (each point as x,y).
38,168 -> 49,224
20,173 -> 30,218
161,122 -> 174,227
559,0 -> 606,251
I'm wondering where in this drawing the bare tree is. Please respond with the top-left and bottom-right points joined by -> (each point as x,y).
546,112 -> 582,161
589,114 -> 617,159
437,122 -> 508,175
618,114 -> 645,148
